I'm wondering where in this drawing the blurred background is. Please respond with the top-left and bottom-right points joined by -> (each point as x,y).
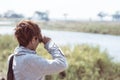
0,0 -> 120,80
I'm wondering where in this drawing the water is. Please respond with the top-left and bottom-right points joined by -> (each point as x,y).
0,26 -> 120,62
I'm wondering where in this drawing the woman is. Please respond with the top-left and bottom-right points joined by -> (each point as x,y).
8,20 -> 68,80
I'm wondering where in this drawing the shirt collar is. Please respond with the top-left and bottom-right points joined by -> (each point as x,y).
14,46 -> 36,55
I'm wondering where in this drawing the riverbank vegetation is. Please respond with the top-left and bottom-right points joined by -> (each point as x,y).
0,35 -> 120,80
38,21 -> 120,36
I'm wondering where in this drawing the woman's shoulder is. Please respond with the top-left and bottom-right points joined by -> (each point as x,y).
24,53 -> 43,62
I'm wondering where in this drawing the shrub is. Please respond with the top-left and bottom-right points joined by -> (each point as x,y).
0,35 -> 120,80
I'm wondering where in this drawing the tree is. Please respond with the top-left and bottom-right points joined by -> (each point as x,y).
31,11 -> 49,21
4,10 -> 24,18
112,11 -> 120,21
63,13 -> 68,21
97,12 -> 107,21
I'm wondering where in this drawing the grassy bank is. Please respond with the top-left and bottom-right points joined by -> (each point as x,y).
37,21 -> 120,36
0,35 -> 120,80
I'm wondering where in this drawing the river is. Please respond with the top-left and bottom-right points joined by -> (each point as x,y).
0,26 -> 120,62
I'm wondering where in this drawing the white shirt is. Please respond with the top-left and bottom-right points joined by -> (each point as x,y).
8,41 -> 68,80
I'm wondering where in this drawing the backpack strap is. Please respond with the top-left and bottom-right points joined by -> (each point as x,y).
7,54 -> 14,80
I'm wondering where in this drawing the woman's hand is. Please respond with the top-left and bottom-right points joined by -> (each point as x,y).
42,36 -> 51,44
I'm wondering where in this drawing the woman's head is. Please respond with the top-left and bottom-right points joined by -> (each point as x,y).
15,20 -> 42,48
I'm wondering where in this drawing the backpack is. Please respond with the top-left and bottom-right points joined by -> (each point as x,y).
7,54 -> 14,80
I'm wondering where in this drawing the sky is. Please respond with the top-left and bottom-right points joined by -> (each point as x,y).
0,0 -> 120,20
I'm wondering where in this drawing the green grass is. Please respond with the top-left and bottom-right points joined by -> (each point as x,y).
0,35 -> 120,80
37,21 -> 120,36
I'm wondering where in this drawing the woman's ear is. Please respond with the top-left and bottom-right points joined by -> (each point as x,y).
31,37 -> 36,44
